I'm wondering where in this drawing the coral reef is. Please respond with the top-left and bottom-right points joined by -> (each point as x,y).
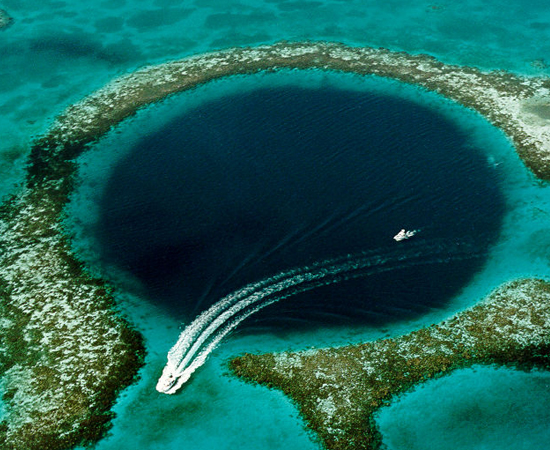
231,280 -> 550,450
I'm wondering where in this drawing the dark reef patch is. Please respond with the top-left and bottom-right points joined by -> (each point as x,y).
0,9 -> 12,29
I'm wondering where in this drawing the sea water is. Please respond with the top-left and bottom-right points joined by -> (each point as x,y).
1,0 -> 550,448
2,0 -> 550,197
63,70 -> 550,449
92,77 -> 505,328
376,365 -> 550,450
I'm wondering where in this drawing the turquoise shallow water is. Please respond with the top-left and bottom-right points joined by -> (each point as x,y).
377,366 -> 550,450
1,0 -> 550,449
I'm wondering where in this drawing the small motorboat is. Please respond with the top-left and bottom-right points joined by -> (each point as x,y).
393,229 -> 417,241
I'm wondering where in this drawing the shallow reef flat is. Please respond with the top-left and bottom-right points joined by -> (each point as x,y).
231,279 -> 550,450
1,41 -> 549,449
0,187 -> 145,449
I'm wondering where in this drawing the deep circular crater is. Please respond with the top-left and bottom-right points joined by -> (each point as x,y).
94,81 -> 505,330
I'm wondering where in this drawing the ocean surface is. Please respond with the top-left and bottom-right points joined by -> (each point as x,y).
2,0 -> 550,449
93,80 -> 504,328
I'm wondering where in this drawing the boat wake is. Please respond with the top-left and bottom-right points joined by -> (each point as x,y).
156,239 -> 480,394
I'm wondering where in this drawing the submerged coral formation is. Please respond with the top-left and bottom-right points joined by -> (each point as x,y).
230,280 -> 550,450
0,9 -> 12,29
1,41 -> 549,449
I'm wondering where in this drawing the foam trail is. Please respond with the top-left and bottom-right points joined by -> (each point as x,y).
157,240 -> 480,394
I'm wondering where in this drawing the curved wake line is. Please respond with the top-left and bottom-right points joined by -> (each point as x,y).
157,239 -> 482,394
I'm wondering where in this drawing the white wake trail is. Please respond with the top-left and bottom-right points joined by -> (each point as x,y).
157,240 -> 480,394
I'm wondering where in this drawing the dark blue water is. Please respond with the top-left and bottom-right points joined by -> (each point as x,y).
95,86 -> 505,329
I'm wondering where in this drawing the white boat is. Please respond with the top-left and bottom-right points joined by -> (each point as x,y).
393,229 -> 417,241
